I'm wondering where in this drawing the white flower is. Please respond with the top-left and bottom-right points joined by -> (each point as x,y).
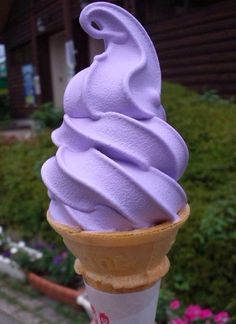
6,237 -> 11,244
3,258 -> 10,264
35,252 -> 43,259
0,255 -> 3,261
18,241 -> 25,248
10,247 -> 18,254
0,226 -> 2,234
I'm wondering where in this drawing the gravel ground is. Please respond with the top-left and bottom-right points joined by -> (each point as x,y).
0,274 -> 90,324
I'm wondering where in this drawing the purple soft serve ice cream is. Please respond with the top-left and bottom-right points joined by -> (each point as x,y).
41,2 -> 188,232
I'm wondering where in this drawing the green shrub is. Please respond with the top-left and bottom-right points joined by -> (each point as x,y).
0,130 -> 58,242
160,82 -> 236,320
30,102 -> 63,129
14,247 -> 81,287
0,94 -> 10,121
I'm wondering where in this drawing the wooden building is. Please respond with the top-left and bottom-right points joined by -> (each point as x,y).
0,0 -> 235,118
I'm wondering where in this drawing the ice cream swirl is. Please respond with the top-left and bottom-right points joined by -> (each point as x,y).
41,2 -> 188,231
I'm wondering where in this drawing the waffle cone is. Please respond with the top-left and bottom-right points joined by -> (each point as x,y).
47,204 -> 190,293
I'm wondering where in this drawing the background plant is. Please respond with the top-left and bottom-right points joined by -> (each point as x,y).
30,102 -> 63,129
0,130 -> 58,242
0,94 -> 10,121
13,245 -> 82,287
165,298 -> 230,323
160,82 -> 236,321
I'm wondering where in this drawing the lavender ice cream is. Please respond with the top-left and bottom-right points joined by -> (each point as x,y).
41,2 -> 188,231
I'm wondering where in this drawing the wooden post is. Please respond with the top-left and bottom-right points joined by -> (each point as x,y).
30,0 -> 41,105
62,0 -> 73,41
62,0 -> 75,79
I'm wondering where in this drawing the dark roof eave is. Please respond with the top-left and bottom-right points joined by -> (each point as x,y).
0,0 -> 14,41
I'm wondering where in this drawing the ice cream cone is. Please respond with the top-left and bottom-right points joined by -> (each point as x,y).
41,3 -> 190,321
47,204 -> 190,293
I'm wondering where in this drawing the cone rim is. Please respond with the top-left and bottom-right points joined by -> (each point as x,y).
47,204 -> 190,244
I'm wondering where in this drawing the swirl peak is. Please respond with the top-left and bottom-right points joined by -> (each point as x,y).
64,2 -> 166,120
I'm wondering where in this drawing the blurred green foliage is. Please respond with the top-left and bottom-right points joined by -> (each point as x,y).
30,102 -> 63,129
14,247 -> 80,287
0,82 -> 235,319
159,82 -> 236,321
0,130 -> 58,242
0,94 -> 10,121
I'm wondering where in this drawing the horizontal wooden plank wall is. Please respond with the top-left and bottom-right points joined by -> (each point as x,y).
4,0 -> 235,118
146,0 -> 236,96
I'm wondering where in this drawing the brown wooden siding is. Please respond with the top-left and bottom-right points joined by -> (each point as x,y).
4,0 -> 63,118
33,0 -> 63,36
6,18 -> 31,49
2,0 -> 236,118
146,0 -> 236,96
7,64 -> 26,118
38,35 -> 53,103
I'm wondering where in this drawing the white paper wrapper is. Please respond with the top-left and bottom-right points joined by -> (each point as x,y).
85,280 -> 161,324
